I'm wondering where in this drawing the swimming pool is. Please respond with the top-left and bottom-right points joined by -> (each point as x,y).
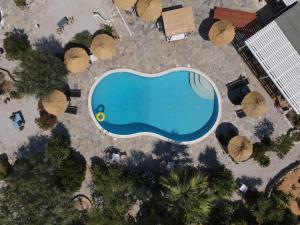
88,68 -> 221,143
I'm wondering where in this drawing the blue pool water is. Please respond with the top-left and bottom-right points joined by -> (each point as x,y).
90,69 -> 220,142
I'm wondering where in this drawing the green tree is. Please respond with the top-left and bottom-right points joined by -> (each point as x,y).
72,30 -> 92,46
208,200 -> 253,225
87,208 -> 131,225
0,156 -> 81,225
15,50 -> 67,98
3,30 -> 31,59
272,134 -> 294,159
45,134 -> 86,193
14,0 -> 27,8
55,152 -> 86,193
90,162 -> 138,223
249,191 -> 298,225
160,169 -> 214,225
209,165 -> 235,198
45,134 -> 71,167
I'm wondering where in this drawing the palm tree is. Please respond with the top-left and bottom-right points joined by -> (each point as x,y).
160,169 -> 214,225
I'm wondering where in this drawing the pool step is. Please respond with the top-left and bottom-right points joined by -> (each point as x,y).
189,72 -> 215,100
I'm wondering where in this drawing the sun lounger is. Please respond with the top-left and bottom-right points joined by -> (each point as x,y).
65,106 -> 78,114
70,89 -> 81,98
226,75 -> 249,91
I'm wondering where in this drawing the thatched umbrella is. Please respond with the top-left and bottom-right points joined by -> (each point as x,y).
42,90 -> 68,116
136,0 -> 163,22
114,0 -> 137,11
242,91 -> 267,118
64,47 -> 89,74
208,20 -> 235,46
228,136 -> 253,162
91,34 -> 116,60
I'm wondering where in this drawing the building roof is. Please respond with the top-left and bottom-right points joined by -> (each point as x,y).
213,7 -> 257,28
275,2 -> 300,54
245,20 -> 300,114
282,0 -> 298,6
162,7 -> 195,36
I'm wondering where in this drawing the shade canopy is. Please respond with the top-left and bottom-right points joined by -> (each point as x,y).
137,0 -> 163,22
228,136 -> 253,162
42,90 -> 68,116
114,0 -> 137,11
208,20 -> 235,46
64,48 -> 89,74
162,7 -> 196,36
242,91 -> 267,118
91,34 -> 116,60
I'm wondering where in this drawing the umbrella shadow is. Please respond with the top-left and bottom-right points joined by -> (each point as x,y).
35,35 -> 63,56
198,9 -> 215,41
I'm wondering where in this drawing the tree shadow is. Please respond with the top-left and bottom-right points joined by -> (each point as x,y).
254,118 -> 274,140
51,122 -> 71,143
35,35 -> 63,56
152,141 -> 191,165
198,146 -> 220,169
239,175 -> 262,189
127,150 -> 160,174
16,135 -> 49,159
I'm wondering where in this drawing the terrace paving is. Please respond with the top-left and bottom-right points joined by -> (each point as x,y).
0,0 -> 299,192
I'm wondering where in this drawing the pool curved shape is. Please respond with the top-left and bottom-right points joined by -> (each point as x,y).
88,68 -> 221,143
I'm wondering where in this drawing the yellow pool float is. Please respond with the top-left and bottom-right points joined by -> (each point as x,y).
95,112 -> 105,122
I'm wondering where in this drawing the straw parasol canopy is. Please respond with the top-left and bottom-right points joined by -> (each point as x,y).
114,0 -> 137,11
242,91 -> 267,118
90,34 -> 116,60
208,20 -> 235,46
228,136 -> 253,162
64,47 -> 89,74
136,0 -> 163,22
42,90 -> 68,116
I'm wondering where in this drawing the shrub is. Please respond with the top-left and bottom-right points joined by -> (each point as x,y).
9,90 -> 22,99
55,151 -> 86,193
291,131 -> 300,142
103,25 -> 113,36
15,49 -> 67,98
253,152 -> 270,167
45,134 -> 86,193
0,157 -> 10,180
14,0 -> 27,8
72,30 -> 92,47
35,111 -> 57,130
3,30 -> 31,59
272,134 -> 294,159
45,135 -> 71,167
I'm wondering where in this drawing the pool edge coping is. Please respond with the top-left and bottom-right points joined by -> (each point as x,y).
88,67 -> 222,144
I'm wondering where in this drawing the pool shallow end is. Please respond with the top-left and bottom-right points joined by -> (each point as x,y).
88,67 -> 222,144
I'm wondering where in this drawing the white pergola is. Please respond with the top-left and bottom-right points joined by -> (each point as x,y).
283,0 -> 298,6
245,21 -> 300,114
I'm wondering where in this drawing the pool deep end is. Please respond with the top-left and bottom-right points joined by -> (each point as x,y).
89,68 -> 221,143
